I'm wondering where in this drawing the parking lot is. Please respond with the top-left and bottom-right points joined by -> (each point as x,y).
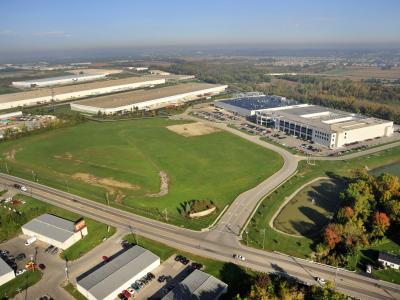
110,241 -> 204,300
1,235 -> 67,300
190,104 -> 400,157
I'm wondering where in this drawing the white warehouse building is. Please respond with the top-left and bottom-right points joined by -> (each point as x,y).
21,214 -> 88,250
0,76 -> 173,110
0,257 -> 15,286
77,246 -> 160,300
71,82 -> 228,114
255,103 -> 394,149
12,73 -> 109,88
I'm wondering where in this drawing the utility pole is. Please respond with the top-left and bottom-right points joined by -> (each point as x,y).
245,229 -> 249,247
5,162 -> 9,174
163,208 -> 168,222
129,225 -> 138,245
261,228 -> 266,250
65,180 -> 70,193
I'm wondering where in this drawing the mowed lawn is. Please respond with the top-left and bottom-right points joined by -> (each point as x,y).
0,118 -> 282,228
274,179 -> 345,237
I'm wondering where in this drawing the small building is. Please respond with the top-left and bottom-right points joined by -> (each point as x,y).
0,257 -> 15,286
162,269 -> 228,300
150,70 -> 170,76
378,252 -> 400,270
21,214 -> 88,250
77,245 -> 160,300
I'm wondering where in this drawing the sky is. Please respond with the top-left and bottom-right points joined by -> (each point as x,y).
1,0 -> 400,59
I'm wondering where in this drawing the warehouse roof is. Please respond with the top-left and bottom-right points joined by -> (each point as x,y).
162,270 -> 228,300
0,257 -> 13,277
0,74 -> 189,104
74,82 -> 224,108
22,214 -> 76,243
77,246 -> 159,299
14,73 -> 106,84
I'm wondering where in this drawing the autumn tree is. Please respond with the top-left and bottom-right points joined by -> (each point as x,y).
372,212 -> 390,238
324,224 -> 342,248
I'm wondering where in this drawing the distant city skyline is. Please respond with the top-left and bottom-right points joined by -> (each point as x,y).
1,0 -> 400,61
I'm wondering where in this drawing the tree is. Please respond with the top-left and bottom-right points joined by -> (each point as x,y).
324,224 -> 342,248
337,206 -> 354,224
384,199 -> 400,224
372,212 -> 390,238
375,173 -> 400,203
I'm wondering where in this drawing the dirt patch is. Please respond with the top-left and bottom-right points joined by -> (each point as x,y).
166,122 -> 220,137
4,148 -> 22,161
72,173 -> 139,193
54,152 -> 83,164
146,171 -> 169,197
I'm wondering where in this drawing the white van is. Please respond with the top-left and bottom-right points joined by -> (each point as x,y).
25,236 -> 37,246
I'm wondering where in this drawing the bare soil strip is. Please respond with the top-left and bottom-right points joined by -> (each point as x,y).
166,122 -> 220,137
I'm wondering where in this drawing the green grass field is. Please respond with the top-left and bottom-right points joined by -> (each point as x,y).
245,146 -> 400,258
274,179 -> 345,237
0,270 -> 42,300
0,118 -> 282,229
0,194 -> 116,260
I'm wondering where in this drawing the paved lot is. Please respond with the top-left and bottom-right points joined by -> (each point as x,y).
139,255 -> 192,300
1,235 -> 72,300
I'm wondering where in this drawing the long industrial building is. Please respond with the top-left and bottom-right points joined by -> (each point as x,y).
21,214 -> 88,250
71,82 -> 228,114
216,95 -> 394,149
77,246 -> 160,300
0,257 -> 15,286
0,75 -> 187,110
162,269 -> 228,300
12,73 -> 108,88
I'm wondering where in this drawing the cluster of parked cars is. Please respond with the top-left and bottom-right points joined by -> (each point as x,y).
118,272 -> 155,299
1,249 -> 30,275
174,254 -> 189,265
45,245 -> 59,255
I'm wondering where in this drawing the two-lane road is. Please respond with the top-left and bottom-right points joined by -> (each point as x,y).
1,173 -> 399,300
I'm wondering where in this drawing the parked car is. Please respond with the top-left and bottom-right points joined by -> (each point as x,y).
366,265 -> 372,274
38,263 -> 46,270
45,245 -> 54,253
191,262 -> 203,270
102,256 -> 109,262
158,275 -> 166,283
16,269 -> 27,276
127,287 -> 135,295
16,253 -> 26,261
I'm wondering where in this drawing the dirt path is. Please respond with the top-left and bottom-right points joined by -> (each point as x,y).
146,171 -> 169,197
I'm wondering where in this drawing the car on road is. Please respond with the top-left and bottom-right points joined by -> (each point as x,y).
233,254 -> 246,261
38,263 -> 46,270
316,277 -> 326,285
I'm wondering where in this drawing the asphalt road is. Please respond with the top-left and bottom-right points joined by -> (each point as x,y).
3,114 -> 400,300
